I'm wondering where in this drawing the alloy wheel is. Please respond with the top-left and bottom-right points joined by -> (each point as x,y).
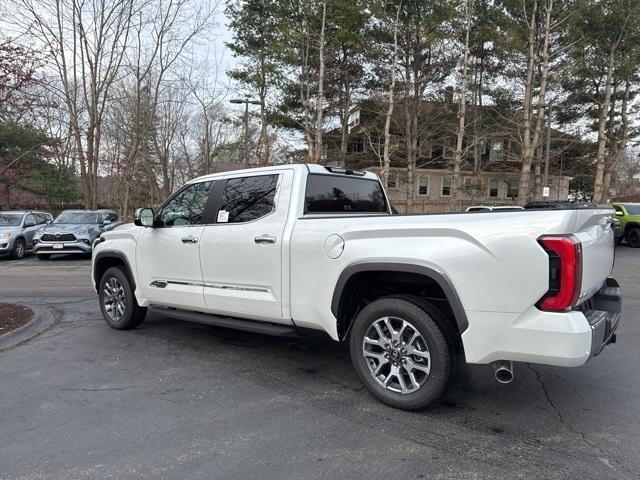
362,316 -> 431,394
103,277 -> 126,322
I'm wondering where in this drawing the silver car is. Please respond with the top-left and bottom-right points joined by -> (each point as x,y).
0,211 -> 53,259
33,209 -> 120,260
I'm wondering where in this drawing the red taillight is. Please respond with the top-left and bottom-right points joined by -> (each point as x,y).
537,235 -> 582,312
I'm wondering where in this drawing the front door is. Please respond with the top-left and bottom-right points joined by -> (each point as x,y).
22,213 -> 40,247
137,181 -> 214,309
199,170 -> 293,322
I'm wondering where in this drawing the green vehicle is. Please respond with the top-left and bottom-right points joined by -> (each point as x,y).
611,203 -> 640,247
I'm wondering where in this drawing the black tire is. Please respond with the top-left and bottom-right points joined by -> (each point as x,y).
37,254 -> 51,260
626,228 -> 640,248
349,296 -> 455,411
10,238 -> 26,259
98,266 -> 147,330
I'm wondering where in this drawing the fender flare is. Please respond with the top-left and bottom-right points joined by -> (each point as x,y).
93,251 -> 137,291
331,262 -> 469,335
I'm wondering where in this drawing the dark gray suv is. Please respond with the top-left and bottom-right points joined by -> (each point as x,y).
0,211 -> 53,259
33,209 -> 120,260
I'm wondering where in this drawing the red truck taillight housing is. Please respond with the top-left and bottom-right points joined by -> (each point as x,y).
537,235 -> 583,312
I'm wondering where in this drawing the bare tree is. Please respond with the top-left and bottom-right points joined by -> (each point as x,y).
517,0 -> 553,205
381,3 -> 401,188
451,0 -> 474,202
16,0 -> 137,208
312,1 -> 327,164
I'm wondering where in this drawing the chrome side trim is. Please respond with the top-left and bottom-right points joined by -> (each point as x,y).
150,280 -> 270,293
204,282 -> 270,293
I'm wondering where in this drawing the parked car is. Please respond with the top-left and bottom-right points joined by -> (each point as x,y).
92,164 -> 620,410
610,203 -> 640,247
0,210 -> 53,259
466,205 -> 524,212
34,209 -> 120,259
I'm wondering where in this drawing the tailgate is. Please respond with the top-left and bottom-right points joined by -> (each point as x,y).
572,208 -> 615,305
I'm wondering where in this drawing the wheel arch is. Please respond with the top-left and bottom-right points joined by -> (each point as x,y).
93,251 -> 137,292
624,222 -> 640,234
331,262 -> 469,341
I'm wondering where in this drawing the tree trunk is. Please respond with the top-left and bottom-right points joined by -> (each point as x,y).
313,2 -> 327,164
592,47 -> 619,203
519,0 -> 553,206
381,4 -> 401,188
452,0 -> 473,203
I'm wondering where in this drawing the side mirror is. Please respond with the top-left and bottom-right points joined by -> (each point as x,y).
134,208 -> 155,227
103,219 -> 112,225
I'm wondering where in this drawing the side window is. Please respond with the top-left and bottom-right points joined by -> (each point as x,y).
24,214 -> 37,227
34,213 -> 46,224
160,181 -> 212,226
218,175 -> 279,223
105,212 -> 118,222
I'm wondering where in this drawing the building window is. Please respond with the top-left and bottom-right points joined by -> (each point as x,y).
441,176 -> 452,197
507,181 -> 518,198
418,142 -> 432,158
388,171 -> 398,189
488,179 -> 498,198
489,140 -> 502,162
443,138 -> 454,160
417,175 -> 429,196
463,177 -> 473,189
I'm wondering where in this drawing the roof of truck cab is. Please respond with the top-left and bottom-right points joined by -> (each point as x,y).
190,164 -> 379,183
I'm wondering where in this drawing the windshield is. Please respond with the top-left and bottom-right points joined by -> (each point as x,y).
624,204 -> 640,215
54,212 -> 100,224
0,213 -> 23,226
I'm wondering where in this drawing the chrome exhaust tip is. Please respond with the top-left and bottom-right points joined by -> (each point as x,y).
493,360 -> 514,384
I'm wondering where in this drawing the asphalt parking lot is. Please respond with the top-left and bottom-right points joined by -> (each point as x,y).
1,250 -> 639,480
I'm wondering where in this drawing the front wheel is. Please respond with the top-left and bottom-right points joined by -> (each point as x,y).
99,267 -> 147,330
626,228 -> 640,248
349,297 -> 455,410
10,238 -> 26,259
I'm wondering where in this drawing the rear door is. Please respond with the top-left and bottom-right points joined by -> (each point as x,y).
199,170 -> 293,322
137,181 -> 214,309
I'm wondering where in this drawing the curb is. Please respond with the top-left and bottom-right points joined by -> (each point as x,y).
0,305 -> 56,351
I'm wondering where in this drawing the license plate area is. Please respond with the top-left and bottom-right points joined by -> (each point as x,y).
53,244 -> 64,250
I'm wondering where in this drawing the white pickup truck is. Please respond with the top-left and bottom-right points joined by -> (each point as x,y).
92,164 -> 621,410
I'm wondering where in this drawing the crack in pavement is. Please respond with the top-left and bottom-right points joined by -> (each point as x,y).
527,364 -> 639,477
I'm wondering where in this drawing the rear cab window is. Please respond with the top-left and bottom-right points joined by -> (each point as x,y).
217,174 -> 279,223
304,174 -> 389,215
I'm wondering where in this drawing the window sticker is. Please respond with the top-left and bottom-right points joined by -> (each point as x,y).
217,209 -> 230,223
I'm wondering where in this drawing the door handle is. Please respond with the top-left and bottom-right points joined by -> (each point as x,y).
254,234 -> 276,244
181,235 -> 198,244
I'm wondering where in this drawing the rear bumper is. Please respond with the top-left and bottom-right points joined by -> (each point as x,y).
583,278 -> 621,359
461,277 -> 622,367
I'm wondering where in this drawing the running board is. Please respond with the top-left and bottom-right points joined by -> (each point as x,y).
148,306 -> 297,337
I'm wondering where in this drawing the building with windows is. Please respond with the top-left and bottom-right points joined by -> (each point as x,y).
326,98 -> 584,213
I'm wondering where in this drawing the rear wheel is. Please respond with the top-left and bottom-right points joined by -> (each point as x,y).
349,297 -> 455,410
626,227 -> 640,248
10,238 -> 26,259
99,266 -> 147,330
